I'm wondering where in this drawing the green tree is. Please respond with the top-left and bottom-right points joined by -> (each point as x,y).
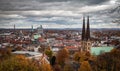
45,48 -> 53,59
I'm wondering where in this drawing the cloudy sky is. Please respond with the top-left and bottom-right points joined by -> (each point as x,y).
0,0 -> 120,28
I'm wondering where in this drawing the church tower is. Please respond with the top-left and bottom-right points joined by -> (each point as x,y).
37,25 -> 43,35
86,16 -> 90,40
80,16 -> 91,52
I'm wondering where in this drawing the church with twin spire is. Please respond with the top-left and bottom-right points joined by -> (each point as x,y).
80,16 -> 91,52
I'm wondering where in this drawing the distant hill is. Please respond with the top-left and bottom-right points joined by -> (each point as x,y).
0,28 -> 120,31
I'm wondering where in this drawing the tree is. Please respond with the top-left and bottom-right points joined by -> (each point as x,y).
78,52 -> 88,62
73,52 -> 80,62
50,56 -> 56,66
56,48 -> 69,66
53,63 -> 61,71
78,61 -> 92,71
92,48 -> 120,71
73,51 -> 89,62
85,51 -> 91,58
0,48 -> 12,61
0,55 -> 39,71
63,64 -> 74,71
40,63 -> 53,71
45,48 -> 53,60
39,53 -> 53,71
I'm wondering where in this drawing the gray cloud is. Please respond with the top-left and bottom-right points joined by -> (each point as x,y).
0,0 -> 119,28
0,0 -> 109,11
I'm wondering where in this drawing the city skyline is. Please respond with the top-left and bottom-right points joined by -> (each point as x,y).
0,0 -> 120,28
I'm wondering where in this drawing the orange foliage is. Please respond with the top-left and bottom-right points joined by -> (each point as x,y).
79,61 -> 92,71
56,48 -> 69,65
40,63 -> 53,71
0,55 -> 39,71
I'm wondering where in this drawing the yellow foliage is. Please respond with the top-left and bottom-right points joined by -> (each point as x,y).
73,51 -> 93,62
40,63 -> 53,71
78,61 -> 92,71
45,49 -> 53,58
63,64 -> 74,71
73,52 -> 80,61
0,55 -> 39,71
94,48 -> 120,71
56,48 -> 69,65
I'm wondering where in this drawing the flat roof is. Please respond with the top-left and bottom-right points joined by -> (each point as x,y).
12,51 -> 42,56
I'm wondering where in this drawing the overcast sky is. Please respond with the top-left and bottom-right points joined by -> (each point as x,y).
0,0 -> 120,28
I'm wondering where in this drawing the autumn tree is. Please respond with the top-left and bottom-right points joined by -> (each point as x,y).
0,55 -> 39,71
63,64 -> 74,71
78,61 -> 92,71
73,51 -> 91,62
0,48 -> 12,61
56,48 -> 69,66
73,52 -> 80,62
39,62 -> 53,71
92,48 -> 120,71
53,63 -> 61,71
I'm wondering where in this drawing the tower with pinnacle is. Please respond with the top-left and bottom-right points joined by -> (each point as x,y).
80,16 -> 91,52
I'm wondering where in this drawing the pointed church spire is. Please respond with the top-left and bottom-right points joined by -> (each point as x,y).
82,16 -> 86,41
86,16 -> 90,40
